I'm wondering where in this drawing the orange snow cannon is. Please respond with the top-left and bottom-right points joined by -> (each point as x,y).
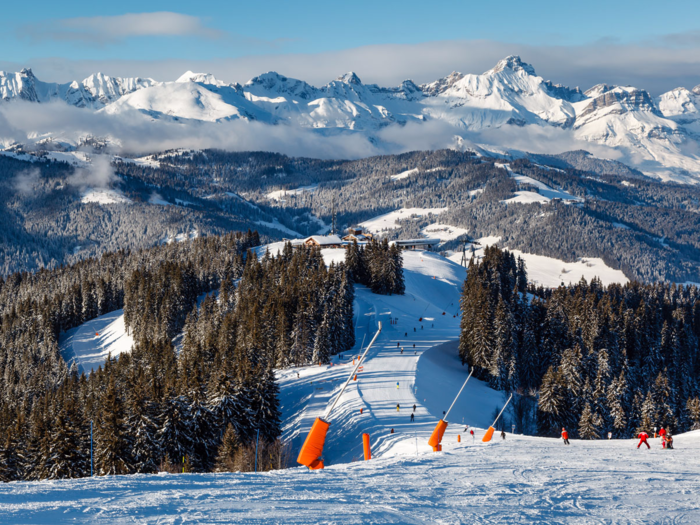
482,393 -> 513,443
428,419 -> 448,452
297,322 -> 383,470
363,433 -> 372,460
428,369 -> 474,451
297,417 -> 330,470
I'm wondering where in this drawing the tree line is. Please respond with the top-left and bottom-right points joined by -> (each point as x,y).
459,246 -> 700,439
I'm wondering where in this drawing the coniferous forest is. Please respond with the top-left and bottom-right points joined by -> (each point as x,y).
344,239 -> 405,296
0,233 -> 364,481
459,246 -> 700,439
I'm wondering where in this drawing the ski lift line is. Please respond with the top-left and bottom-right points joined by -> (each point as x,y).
323,322 -> 382,420
443,369 -> 474,423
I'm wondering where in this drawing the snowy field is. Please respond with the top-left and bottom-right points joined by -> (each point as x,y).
447,236 -> 629,288
59,310 -> 133,375
360,208 -> 448,234
2,433 -> 699,524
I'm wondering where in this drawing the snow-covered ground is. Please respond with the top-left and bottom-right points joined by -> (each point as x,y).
81,188 -> 131,205
267,184 -> 318,202
496,163 -> 583,204
3,431 -> 699,523
360,207 -> 447,234
58,310 -> 133,375
447,236 -> 629,287
390,168 -> 418,181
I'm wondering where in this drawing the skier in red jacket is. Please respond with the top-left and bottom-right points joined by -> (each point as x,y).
561,427 -> 570,445
659,427 -> 667,448
637,431 -> 650,449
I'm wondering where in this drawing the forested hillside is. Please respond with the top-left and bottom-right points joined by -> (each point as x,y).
4,146 -> 700,282
459,246 -> 700,438
0,230 -> 366,480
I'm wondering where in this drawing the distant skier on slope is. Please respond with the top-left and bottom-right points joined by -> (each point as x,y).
659,427 -> 667,448
666,434 -> 674,449
413,404 -> 417,412
501,430 -> 506,440
561,427 -> 570,445
410,413 -> 414,422
397,403 -> 400,412
470,429 -> 475,441
637,431 -> 650,449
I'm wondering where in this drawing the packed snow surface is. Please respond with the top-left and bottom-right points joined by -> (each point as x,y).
360,207 -> 447,234
3,432 -> 699,523
58,310 -> 133,375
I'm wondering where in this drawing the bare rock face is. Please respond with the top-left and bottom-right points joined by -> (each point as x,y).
693,85 -> 700,96
420,72 -> 465,96
579,88 -> 661,118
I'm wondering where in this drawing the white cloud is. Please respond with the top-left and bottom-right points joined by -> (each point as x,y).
23,12 -> 223,44
4,38 -> 699,96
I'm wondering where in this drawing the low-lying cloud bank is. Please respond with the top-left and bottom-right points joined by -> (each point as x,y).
0,99 -> 624,163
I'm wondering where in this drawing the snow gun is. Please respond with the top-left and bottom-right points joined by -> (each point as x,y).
297,322 -> 382,470
482,393 -> 513,442
428,368 -> 474,452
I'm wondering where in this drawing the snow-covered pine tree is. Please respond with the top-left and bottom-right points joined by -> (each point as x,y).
578,403 -> 602,439
215,423 -> 240,472
95,375 -> 132,476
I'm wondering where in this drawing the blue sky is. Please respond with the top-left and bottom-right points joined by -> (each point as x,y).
2,1 -> 700,93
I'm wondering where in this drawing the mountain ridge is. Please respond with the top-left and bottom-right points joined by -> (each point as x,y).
2,55 -> 700,182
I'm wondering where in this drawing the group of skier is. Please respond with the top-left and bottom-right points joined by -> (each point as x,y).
558,427 -> 675,449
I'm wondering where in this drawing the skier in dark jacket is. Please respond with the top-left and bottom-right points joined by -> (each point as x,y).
410,413 -> 414,422
501,430 -> 506,440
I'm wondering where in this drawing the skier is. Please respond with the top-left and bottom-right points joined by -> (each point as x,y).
396,403 -> 400,412
413,343 -> 415,348
401,348 -> 404,354
410,413 -> 415,422
637,430 -> 650,449
414,327 -> 416,332
659,427 -> 667,448
666,434 -> 674,449
413,404 -> 417,412
405,332 -> 407,337
501,430 -> 506,440
397,342 -> 400,348
421,325 -> 423,330
561,427 -> 570,445
470,429 -> 475,441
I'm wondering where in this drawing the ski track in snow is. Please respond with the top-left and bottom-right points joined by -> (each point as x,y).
2,434 -> 700,524
9,249 -> 700,523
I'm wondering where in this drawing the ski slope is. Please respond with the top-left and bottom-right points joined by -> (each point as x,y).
59,310 -> 133,375
278,249 -> 500,466
3,431 -> 700,523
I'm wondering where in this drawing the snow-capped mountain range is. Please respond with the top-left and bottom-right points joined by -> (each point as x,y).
2,56 -> 700,182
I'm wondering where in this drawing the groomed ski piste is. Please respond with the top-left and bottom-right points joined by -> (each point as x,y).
4,249 -> 700,523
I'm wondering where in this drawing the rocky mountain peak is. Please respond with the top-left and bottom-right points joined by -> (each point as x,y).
336,72 -> 362,85
489,55 -> 536,76
19,68 -> 35,78
693,85 -> 700,96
